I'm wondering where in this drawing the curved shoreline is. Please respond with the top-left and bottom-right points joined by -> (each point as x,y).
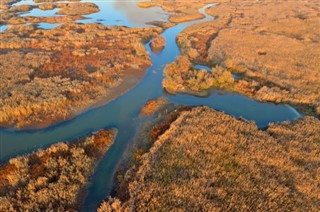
0,2 -> 302,211
1,67 -> 148,131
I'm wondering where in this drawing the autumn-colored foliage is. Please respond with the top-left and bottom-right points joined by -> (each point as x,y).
139,97 -> 169,116
0,23 -> 162,128
177,0 -> 320,114
150,34 -> 166,53
0,129 -> 117,211
99,107 -> 320,211
148,106 -> 191,142
1,0 -> 104,25
163,56 -> 234,95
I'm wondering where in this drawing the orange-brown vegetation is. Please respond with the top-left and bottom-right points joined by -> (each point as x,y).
34,0 -> 80,2
150,34 -> 166,53
8,4 -> 33,12
0,129 -> 117,211
99,106 -> 320,211
0,0 -> 18,9
177,0 -> 320,114
6,15 -> 82,25
38,3 -> 55,10
138,0 -> 217,23
56,2 -> 99,15
147,106 -> 191,143
0,23 -> 162,128
163,56 -> 234,96
146,21 -> 176,29
113,105 -> 190,202
140,97 -> 169,116
1,1 -> 99,26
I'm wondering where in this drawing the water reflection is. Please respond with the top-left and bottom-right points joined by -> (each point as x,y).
114,0 -> 169,27
20,8 -> 61,17
0,2 -> 302,211
79,0 -> 168,27
9,0 -> 169,29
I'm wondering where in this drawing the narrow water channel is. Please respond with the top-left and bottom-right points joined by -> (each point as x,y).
0,2 -> 301,211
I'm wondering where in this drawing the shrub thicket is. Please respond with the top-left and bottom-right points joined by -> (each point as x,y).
0,129 -> 117,211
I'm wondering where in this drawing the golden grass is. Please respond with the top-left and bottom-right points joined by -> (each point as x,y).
140,97 -> 170,117
0,23 -> 162,128
99,107 -> 320,211
0,129 -> 117,211
176,0 -> 320,114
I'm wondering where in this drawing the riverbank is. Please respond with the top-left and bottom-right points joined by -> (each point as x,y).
0,23 -> 162,129
99,106 -> 320,211
175,0 -> 320,115
138,0 -> 215,23
0,2 -> 310,211
1,0 -> 99,25
0,129 -> 117,211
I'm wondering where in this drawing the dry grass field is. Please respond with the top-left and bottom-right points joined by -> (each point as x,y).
99,107 -> 320,211
0,129 -> 117,211
0,23 -> 162,128
175,0 -> 320,114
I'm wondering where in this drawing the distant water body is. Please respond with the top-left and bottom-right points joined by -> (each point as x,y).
0,1 -> 301,211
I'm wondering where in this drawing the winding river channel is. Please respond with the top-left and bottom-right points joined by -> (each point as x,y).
0,1 -> 301,211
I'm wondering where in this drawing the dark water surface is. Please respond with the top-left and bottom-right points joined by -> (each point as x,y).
0,1 -> 300,211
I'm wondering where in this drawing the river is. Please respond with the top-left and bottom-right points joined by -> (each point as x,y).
0,1 -> 301,211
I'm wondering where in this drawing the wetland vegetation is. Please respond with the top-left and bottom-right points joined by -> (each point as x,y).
99,107 -> 320,211
0,129 -> 116,211
0,22 -> 162,128
0,0 -> 319,211
176,0 -> 320,114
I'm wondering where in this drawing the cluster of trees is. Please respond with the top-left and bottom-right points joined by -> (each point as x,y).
99,107 -> 320,211
163,56 -> 234,95
0,129 -> 116,211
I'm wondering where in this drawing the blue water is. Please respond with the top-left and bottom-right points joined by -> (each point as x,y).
78,0 -> 168,27
11,0 -> 35,6
36,22 -> 60,29
0,25 -> 9,32
194,64 -> 212,71
20,8 -> 61,17
0,2 -> 301,211
11,0 -> 169,29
